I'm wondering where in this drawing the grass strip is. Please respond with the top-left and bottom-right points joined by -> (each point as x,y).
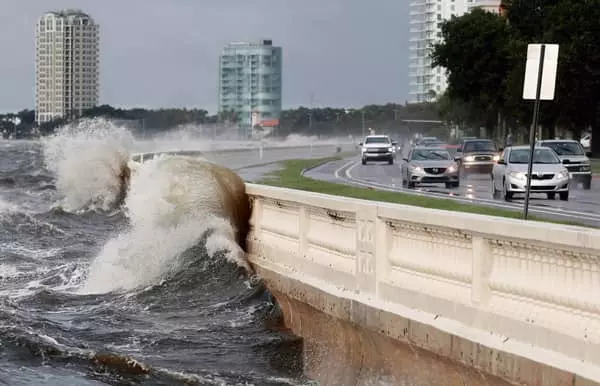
257,157 -> 591,228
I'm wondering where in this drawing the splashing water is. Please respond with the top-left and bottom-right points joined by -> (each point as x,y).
42,118 -> 135,212
42,118 -> 250,294
80,154 -> 249,294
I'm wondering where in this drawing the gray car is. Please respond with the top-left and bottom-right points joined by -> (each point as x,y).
491,146 -> 570,201
401,147 -> 460,189
536,139 -> 592,189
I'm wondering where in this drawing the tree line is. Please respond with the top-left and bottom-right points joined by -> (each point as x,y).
431,0 -> 600,153
2,102 -> 443,139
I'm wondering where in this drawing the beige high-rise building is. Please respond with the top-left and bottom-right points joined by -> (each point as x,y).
35,9 -> 99,124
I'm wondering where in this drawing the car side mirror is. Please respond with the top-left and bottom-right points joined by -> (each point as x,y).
391,141 -> 398,146
497,160 -> 505,165
498,147 -> 504,152
358,142 -> 363,146
402,157 -> 408,162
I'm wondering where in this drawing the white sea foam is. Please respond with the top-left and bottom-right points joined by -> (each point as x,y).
42,118 -> 249,294
42,118 -> 135,212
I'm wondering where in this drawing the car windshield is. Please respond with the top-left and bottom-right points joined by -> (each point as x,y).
508,148 -> 560,164
365,137 -> 390,144
541,141 -> 584,156
411,149 -> 451,161
463,140 -> 496,153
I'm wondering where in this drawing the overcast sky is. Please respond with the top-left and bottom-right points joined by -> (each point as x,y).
0,1 -> 409,113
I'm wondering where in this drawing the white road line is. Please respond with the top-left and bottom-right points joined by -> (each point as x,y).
334,160 -> 356,179
339,161 -> 600,222
345,161 -> 359,179
351,173 -> 600,220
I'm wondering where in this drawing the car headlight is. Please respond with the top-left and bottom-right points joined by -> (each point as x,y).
509,171 -> 526,180
361,147 -> 367,152
557,170 -> 569,179
580,164 -> 591,172
410,165 -> 422,172
388,147 -> 394,152
464,155 -> 475,162
447,165 -> 457,173
493,155 -> 500,161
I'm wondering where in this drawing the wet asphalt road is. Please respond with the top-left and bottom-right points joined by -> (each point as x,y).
305,156 -> 600,227
166,143 -> 600,226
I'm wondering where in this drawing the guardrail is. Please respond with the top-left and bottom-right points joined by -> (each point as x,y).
246,183 -> 600,385
130,143 -> 342,163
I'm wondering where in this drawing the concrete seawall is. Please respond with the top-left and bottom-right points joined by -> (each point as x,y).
130,149 -> 600,385
259,268 -> 513,385
247,183 -> 600,386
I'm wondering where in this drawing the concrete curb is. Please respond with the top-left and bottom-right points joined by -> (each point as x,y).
300,155 -> 355,177
300,161 -> 330,177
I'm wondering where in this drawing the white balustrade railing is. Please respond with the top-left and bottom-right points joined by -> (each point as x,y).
130,143 -> 342,163
246,183 -> 600,383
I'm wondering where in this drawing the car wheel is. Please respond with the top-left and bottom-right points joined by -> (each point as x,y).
388,158 -> 394,165
559,191 -> 569,201
547,192 -> 556,200
491,176 -> 498,198
361,158 -> 366,165
583,176 -> 592,190
502,179 -> 512,201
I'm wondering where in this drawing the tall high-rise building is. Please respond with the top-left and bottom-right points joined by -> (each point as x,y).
35,9 -> 100,124
408,0 -> 469,103
218,39 -> 282,135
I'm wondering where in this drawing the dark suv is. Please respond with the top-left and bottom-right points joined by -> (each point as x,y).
455,139 -> 500,173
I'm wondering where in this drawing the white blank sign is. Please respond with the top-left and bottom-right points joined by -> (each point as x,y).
522,44 -> 559,100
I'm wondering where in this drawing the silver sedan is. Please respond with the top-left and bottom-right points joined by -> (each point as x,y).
491,146 -> 570,201
401,147 -> 460,189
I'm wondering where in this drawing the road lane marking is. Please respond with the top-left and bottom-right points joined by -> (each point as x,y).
303,157 -> 600,222
345,161 -> 359,179
339,161 -> 600,222
334,160 -> 356,179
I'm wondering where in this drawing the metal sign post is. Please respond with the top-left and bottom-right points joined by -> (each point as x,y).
521,43 -> 559,220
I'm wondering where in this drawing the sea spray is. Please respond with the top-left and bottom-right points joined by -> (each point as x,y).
42,118 -> 135,212
79,154 -> 249,294
40,119 -> 250,294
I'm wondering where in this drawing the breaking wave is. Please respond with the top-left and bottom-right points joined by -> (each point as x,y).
41,118 -> 252,294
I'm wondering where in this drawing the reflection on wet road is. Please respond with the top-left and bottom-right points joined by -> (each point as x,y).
306,157 -> 600,227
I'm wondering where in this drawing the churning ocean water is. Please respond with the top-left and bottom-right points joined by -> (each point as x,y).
0,121 -> 312,386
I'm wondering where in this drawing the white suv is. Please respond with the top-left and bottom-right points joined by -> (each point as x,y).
360,135 -> 395,165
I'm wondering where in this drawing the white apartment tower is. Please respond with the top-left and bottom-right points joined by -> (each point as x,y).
35,10 -> 100,124
408,0 -> 470,103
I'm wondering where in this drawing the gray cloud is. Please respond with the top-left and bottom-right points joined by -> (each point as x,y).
0,0 -> 408,113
